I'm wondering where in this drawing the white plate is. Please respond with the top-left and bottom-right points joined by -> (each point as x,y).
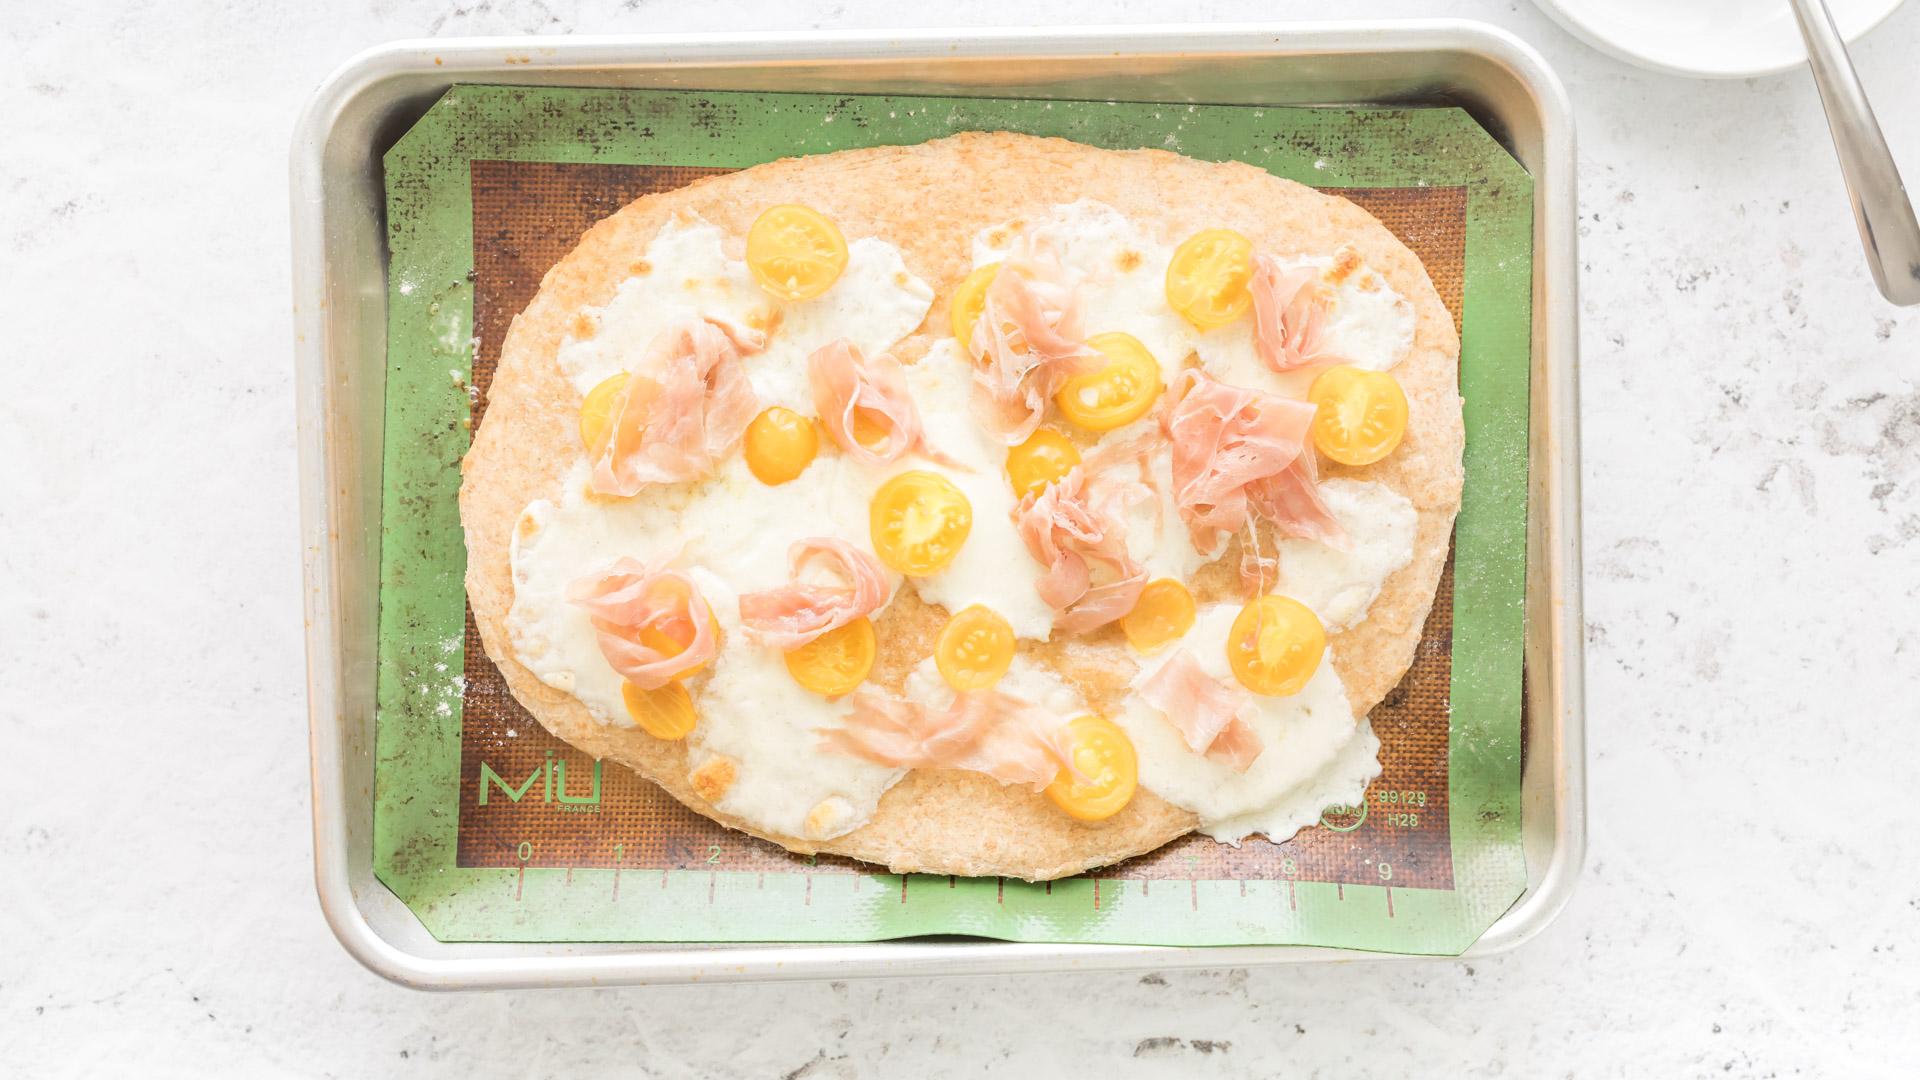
1533,0 -> 1907,77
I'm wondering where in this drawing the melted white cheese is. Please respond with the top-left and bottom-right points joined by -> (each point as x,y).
1115,602 -> 1381,843
554,218 -> 934,413
506,473 -> 688,723
1190,321 -> 1319,400
970,202 -> 1414,402
509,456 -> 891,713
903,654 -> 1086,719
894,340 -> 1058,640
1306,252 -> 1417,373
1280,479 -> 1418,630
973,199 -> 1196,386
1100,417 -> 1206,585
687,579 -> 906,840
1190,250 -> 1414,400
553,219 -> 744,396
506,457 -> 908,840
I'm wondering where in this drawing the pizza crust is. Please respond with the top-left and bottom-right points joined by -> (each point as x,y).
459,132 -> 1463,880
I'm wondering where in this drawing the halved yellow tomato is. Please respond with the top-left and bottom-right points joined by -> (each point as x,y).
950,262 -> 1001,352
1307,365 -> 1409,466
745,204 -> 848,302
622,680 -> 698,741
1004,427 -> 1081,499
935,605 -> 1016,690
743,405 -> 819,485
1226,595 -> 1326,697
1045,715 -> 1138,822
1121,578 -> 1197,653
1165,228 -> 1254,330
869,470 -> 972,576
1054,332 -> 1162,432
578,372 -> 630,454
785,616 -> 877,697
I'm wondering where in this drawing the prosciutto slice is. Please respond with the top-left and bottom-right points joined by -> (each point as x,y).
819,688 -> 1083,790
1161,369 -> 1345,562
1250,255 -> 1344,373
1137,649 -> 1264,772
1013,464 -> 1149,634
567,556 -> 719,690
590,318 -> 763,497
968,242 -> 1102,444
807,338 -> 944,466
737,538 -> 892,650
1248,455 -> 1347,548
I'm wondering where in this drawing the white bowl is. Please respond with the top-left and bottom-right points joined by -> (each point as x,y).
1533,0 -> 1908,77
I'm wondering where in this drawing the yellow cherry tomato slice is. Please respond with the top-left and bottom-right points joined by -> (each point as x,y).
1045,715 -> 1138,822
1054,332 -> 1163,432
743,405 -> 819,485
1226,595 -> 1326,697
1121,578 -> 1197,653
1165,228 -> 1255,330
869,470 -> 973,576
784,616 -> 877,697
621,680 -> 698,740
578,372 -> 630,454
746,204 -> 849,302
1307,365 -> 1409,467
1005,427 -> 1081,499
950,262 -> 1001,352
935,605 -> 1016,691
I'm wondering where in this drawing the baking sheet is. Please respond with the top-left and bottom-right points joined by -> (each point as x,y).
375,85 -> 1532,952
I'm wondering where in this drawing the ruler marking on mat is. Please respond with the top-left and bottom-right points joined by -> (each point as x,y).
473,859 -> 1424,927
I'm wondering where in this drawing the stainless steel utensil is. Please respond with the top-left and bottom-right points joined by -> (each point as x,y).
1790,0 -> 1920,305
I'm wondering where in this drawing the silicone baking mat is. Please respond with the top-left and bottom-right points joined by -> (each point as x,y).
376,86 -> 1532,952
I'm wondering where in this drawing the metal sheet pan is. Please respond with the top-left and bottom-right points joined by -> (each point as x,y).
291,21 -> 1584,989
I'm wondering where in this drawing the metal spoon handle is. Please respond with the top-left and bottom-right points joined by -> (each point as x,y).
1788,0 -> 1920,304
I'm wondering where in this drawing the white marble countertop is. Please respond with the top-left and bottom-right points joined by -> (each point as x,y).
6,0 -> 1919,1075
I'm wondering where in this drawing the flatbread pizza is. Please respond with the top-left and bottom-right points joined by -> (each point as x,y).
459,132 -> 1462,880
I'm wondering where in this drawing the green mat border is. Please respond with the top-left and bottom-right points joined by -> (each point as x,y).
374,85 -> 1531,953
